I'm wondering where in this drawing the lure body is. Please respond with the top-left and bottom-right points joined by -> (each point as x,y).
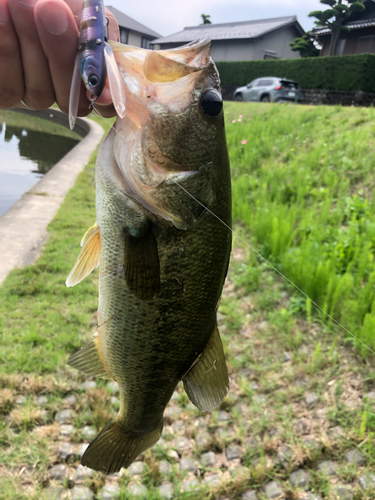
69,0 -> 126,129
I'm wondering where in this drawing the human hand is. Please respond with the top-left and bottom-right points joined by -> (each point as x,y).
0,0 -> 119,118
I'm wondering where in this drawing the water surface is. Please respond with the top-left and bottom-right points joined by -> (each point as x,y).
0,121 -> 79,217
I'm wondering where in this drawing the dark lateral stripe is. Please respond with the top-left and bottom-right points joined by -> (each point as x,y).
80,18 -> 98,31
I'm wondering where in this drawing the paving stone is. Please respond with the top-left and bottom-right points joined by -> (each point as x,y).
332,486 -> 354,500
327,426 -> 345,439
74,464 -> 94,481
241,491 -> 258,500
314,408 -> 328,419
359,472 -> 375,490
167,449 -> 179,461
244,437 -> 259,450
127,484 -> 147,498
226,445 -> 241,461
277,445 -> 293,465
106,381 -> 119,394
204,473 -> 221,486
306,393 -> 319,408
71,487 -> 94,500
79,443 -> 89,459
128,461 -> 145,476
365,391 -> 375,402
283,352 -> 291,362
49,464 -> 67,481
174,436 -> 191,452
201,451 -> 216,467
264,481 -> 285,499
109,396 -> 119,407
180,458 -> 196,472
80,381 -> 97,391
302,437 -> 320,451
55,409 -> 73,424
81,425 -> 96,440
15,395 -> 27,405
39,409 -> 52,424
217,410 -> 230,421
294,418 -> 309,434
159,482 -> 173,499
57,442 -> 73,461
196,431 -> 211,449
59,424 -> 74,437
37,395 -> 48,405
159,460 -> 172,475
344,448 -> 365,466
301,494 -> 322,500
164,405 -> 180,419
318,460 -> 337,476
295,378 -> 308,388
254,394 -> 266,404
42,488 -> 64,500
97,484 -> 121,500
230,466 -> 250,480
289,469 -> 311,489
182,478 -> 199,492
63,394 -> 77,404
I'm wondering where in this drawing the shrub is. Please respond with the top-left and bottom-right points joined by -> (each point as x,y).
216,54 -> 375,92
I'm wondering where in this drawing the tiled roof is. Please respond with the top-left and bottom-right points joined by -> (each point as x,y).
152,16 -> 302,44
107,6 -> 161,39
311,18 -> 375,36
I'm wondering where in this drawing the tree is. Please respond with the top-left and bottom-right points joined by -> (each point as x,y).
309,0 -> 365,56
290,34 -> 320,57
201,14 -> 212,25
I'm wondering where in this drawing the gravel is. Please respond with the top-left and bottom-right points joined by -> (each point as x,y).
344,449 -> 365,466
358,472 -> 375,490
264,481 -> 285,499
74,465 -> 94,481
318,460 -> 337,476
289,469 -> 311,489
71,487 -> 93,500
57,442 -> 73,461
49,464 -> 67,481
200,451 -> 216,467
97,484 -> 121,500
159,482 -> 173,499
128,461 -> 145,476
55,409 -> 73,424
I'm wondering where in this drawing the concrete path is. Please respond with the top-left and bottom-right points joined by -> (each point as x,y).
0,109 -> 104,285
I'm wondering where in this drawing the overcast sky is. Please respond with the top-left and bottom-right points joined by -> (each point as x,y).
105,0 -> 325,37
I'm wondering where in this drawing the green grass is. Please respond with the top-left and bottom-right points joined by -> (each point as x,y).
225,102 -> 375,356
1,105 -> 375,500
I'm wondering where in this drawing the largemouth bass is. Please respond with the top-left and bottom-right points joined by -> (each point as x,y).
66,38 -> 232,474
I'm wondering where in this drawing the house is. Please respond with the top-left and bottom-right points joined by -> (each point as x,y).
151,16 -> 305,62
311,0 -> 375,56
106,6 -> 161,49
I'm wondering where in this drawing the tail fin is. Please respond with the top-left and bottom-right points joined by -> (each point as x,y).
81,419 -> 163,474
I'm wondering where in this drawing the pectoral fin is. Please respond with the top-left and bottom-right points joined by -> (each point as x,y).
67,336 -> 111,379
183,324 -> 229,412
124,223 -> 160,300
66,223 -> 100,287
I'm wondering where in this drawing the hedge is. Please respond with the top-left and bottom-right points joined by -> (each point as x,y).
216,54 -> 375,93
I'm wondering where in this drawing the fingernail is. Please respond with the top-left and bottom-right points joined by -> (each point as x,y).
37,4 -> 69,35
0,1 -> 11,21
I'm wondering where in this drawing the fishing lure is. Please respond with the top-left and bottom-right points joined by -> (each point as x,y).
69,0 -> 126,130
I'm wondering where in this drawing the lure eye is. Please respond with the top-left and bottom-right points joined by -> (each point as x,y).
88,75 -> 99,87
200,90 -> 223,117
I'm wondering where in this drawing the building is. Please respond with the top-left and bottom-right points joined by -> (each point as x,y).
311,0 -> 375,56
151,16 -> 305,62
107,6 -> 161,49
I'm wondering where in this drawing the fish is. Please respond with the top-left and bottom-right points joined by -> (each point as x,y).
69,0 -> 126,130
66,38 -> 232,474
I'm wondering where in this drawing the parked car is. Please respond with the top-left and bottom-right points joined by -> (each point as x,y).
233,77 -> 303,103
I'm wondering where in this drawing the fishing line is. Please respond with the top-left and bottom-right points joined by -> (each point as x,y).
84,109 -> 375,356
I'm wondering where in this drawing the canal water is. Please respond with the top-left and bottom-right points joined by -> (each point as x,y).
0,120 -> 80,218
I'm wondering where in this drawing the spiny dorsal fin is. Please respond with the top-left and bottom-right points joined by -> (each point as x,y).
67,336 -> 111,379
183,323 -> 229,412
66,223 -> 100,287
124,223 -> 160,300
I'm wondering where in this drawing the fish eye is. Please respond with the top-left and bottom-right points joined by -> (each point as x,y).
88,75 -> 99,87
200,90 -> 223,117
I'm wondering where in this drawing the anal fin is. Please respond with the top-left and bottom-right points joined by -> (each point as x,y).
67,336 -> 111,379
66,223 -> 100,287
183,323 -> 229,412
124,223 -> 160,300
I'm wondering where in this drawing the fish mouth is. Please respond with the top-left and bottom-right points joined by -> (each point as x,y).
110,38 -> 212,115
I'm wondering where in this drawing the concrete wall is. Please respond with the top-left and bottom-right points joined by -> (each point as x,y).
128,31 -> 142,47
